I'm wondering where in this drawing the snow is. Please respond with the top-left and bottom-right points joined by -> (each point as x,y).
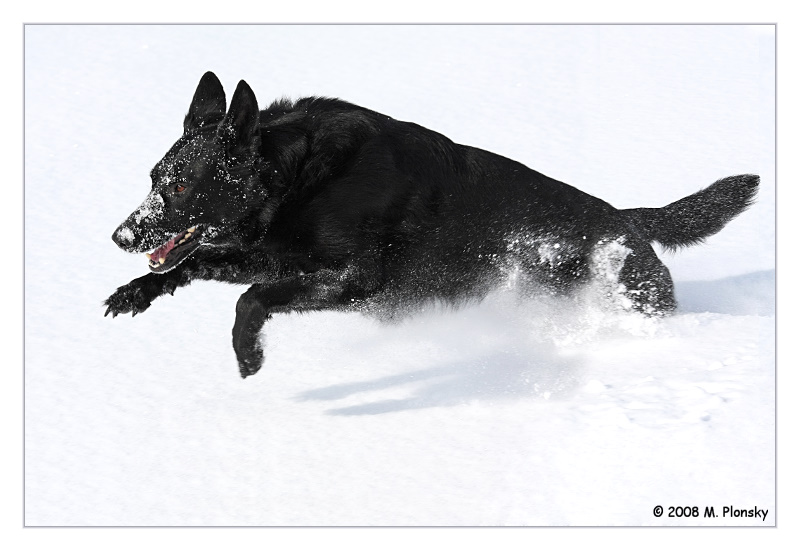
23,25 -> 775,528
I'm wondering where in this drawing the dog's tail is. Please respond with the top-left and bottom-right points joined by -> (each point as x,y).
620,174 -> 759,251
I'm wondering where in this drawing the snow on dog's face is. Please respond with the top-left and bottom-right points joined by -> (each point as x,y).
112,72 -> 266,273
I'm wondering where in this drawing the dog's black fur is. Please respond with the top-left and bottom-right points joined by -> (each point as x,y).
105,72 -> 759,378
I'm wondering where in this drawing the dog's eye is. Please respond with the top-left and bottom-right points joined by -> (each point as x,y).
175,184 -> 186,193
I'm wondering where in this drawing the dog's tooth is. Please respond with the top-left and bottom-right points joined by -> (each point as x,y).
159,257 -> 165,265
187,226 -> 196,233
178,238 -> 186,245
146,253 -> 152,259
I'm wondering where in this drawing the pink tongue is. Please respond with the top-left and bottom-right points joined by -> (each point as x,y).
152,236 -> 177,261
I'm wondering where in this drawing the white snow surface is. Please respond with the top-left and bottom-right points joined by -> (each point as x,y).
24,25 -> 775,526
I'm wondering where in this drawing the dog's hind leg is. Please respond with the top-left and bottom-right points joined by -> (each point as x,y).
617,242 -> 676,315
232,268 -> 376,378
588,237 -> 676,316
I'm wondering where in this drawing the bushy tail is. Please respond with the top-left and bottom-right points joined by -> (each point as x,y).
621,174 -> 759,251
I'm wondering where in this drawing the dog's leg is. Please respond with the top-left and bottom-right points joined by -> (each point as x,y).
105,251 -> 285,318
104,270 -> 188,317
618,243 -> 676,315
232,268 -> 370,378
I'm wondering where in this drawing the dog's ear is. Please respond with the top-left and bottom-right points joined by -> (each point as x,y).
184,71 -> 227,133
217,79 -> 260,158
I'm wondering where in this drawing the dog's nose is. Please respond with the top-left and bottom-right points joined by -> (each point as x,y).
112,224 -> 135,249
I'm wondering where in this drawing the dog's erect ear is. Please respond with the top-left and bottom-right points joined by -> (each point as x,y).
183,71 -> 227,133
217,79 -> 260,157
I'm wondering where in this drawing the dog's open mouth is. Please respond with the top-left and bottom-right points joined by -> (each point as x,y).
147,226 -> 204,273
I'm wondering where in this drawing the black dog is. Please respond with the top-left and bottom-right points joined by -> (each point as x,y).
105,71 -> 758,378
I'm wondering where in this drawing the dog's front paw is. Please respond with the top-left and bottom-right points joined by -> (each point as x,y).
232,290 -> 270,378
232,316 -> 266,378
236,345 -> 264,379
103,281 -> 153,317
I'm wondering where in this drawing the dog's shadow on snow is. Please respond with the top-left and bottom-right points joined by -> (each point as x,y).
295,347 -> 582,416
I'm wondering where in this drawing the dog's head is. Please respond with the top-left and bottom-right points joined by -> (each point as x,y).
112,72 -> 269,273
